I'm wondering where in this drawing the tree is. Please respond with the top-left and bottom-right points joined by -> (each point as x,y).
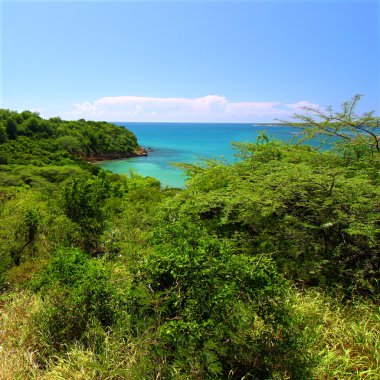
5,118 -> 17,140
283,95 -> 380,157
0,125 -> 8,144
61,174 -> 111,253
56,135 -> 82,155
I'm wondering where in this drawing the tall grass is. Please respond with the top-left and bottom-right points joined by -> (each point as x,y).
0,292 -> 43,379
294,290 -> 379,379
0,291 -> 155,379
1,290 -> 378,379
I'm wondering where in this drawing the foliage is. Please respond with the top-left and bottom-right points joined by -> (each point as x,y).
176,141 -> 380,297
0,103 -> 379,379
0,292 -> 44,379
283,94 -> 380,158
0,109 -> 140,166
60,174 -> 111,252
0,189 -> 80,288
0,164 -> 84,189
125,218 -> 313,379
294,290 -> 380,379
32,249 -> 123,352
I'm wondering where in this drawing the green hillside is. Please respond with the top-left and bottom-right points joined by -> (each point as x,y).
0,102 -> 379,379
0,109 -> 142,166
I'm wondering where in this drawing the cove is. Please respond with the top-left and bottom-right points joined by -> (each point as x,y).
98,122 -> 315,188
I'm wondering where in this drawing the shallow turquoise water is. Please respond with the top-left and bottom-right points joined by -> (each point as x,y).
99,123 -> 307,188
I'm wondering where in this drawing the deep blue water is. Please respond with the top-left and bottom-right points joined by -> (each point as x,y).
99,122 -> 319,188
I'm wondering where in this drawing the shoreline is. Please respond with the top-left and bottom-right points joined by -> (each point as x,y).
85,147 -> 148,164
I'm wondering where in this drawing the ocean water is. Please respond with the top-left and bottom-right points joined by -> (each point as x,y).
98,123 -> 311,188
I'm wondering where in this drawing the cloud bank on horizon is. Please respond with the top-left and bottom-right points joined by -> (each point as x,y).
61,95 -> 320,122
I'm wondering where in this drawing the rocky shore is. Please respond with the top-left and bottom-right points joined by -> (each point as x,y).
85,147 -> 148,163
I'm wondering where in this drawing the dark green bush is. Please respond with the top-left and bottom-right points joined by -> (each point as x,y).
128,218 -> 313,379
33,249 -> 121,350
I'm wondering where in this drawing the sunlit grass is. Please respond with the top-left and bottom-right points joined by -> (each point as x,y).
0,292 -> 43,380
1,289 -> 378,379
294,290 -> 380,379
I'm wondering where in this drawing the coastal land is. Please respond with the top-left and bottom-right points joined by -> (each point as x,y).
0,108 -> 378,379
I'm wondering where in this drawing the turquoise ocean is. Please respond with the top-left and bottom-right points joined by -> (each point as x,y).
99,123 -> 314,188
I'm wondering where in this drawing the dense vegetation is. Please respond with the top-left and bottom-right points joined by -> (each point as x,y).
0,100 -> 379,379
0,109 -> 141,167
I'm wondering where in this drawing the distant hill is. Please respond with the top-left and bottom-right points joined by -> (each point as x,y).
0,109 -> 145,166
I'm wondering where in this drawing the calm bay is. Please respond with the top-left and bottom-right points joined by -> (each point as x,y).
99,122 -> 309,188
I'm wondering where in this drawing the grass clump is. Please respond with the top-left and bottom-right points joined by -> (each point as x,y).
0,292 -> 43,380
295,290 -> 380,379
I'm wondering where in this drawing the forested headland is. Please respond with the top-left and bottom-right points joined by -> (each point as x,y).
0,98 -> 379,379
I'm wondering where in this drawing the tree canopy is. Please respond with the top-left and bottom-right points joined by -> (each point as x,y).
282,94 -> 380,158
0,109 -> 140,166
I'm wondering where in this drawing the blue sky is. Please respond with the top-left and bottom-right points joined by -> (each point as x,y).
1,0 -> 379,122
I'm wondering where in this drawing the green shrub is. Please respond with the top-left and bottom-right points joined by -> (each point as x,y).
177,141 -> 380,297
60,174 -> 111,253
33,249 -> 122,351
128,218 -> 313,379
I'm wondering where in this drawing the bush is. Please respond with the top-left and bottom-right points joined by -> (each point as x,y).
60,174 -> 111,253
128,218 -> 313,379
33,249 -> 122,351
177,141 -> 380,297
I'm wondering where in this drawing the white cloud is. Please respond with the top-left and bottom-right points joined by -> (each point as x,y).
61,95 -> 320,122
286,101 -> 321,111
